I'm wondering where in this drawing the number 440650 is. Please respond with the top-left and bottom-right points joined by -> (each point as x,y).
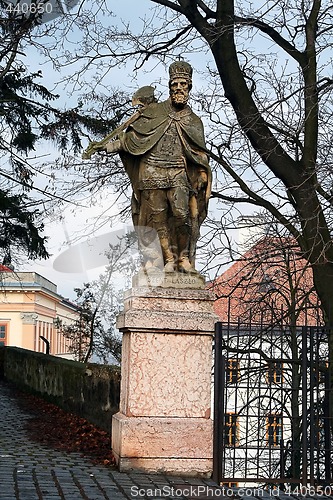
284,485 -> 333,496
5,2 -> 53,15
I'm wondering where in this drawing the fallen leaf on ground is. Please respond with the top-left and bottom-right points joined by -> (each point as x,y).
9,383 -> 117,467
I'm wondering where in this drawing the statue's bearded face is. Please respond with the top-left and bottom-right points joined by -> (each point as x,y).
170,78 -> 190,108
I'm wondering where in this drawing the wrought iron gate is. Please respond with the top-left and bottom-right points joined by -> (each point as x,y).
213,322 -> 333,487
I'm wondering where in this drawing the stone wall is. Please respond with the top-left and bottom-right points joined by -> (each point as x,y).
0,346 -> 120,433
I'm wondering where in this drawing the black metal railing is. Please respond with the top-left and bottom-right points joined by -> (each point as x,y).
213,322 -> 333,487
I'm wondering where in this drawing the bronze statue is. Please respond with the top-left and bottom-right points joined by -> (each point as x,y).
83,62 -> 211,274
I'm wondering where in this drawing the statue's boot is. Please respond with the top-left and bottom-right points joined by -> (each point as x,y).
178,257 -> 193,273
159,236 -> 175,272
177,226 -> 194,273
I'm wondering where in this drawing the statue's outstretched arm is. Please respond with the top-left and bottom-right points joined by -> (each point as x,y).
82,86 -> 157,160
82,110 -> 141,160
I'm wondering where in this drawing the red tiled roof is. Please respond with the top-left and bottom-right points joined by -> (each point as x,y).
210,236 -> 321,326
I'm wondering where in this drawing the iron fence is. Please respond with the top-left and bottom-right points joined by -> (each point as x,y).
213,321 -> 333,488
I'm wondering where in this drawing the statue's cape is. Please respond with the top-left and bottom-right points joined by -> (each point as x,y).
119,99 -> 211,235
122,99 -> 208,162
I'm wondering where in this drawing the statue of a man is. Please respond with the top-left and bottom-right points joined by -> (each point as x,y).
86,62 -> 211,273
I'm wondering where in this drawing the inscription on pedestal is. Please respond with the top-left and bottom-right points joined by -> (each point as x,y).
132,270 -> 205,289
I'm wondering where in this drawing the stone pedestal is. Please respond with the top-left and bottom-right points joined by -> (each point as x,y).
111,272 -> 216,476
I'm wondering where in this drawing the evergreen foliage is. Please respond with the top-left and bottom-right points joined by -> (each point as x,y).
0,189 -> 48,262
0,2 -> 118,263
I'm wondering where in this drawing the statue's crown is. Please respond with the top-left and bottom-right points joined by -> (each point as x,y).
169,61 -> 192,82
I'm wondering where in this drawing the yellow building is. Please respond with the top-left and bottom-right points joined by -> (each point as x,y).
0,268 -> 78,357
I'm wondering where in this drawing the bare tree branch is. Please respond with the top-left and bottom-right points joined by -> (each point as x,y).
197,1 -> 216,19
150,0 -> 185,14
234,16 -> 306,65
209,151 -> 302,244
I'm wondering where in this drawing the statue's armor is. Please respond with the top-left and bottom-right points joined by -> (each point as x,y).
139,121 -> 190,191
148,121 -> 184,167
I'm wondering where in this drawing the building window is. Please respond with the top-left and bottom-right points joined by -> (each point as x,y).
317,361 -> 329,385
226,359 -> 240,384
0,324 -> 7,346
266,361 -> 283,384
224,412 -> 238,446
266,414 -> 283,446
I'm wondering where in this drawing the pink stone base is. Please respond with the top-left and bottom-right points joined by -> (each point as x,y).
113,455 -> 213,477
112,286 -> 216,477
112,412 -> 213,476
